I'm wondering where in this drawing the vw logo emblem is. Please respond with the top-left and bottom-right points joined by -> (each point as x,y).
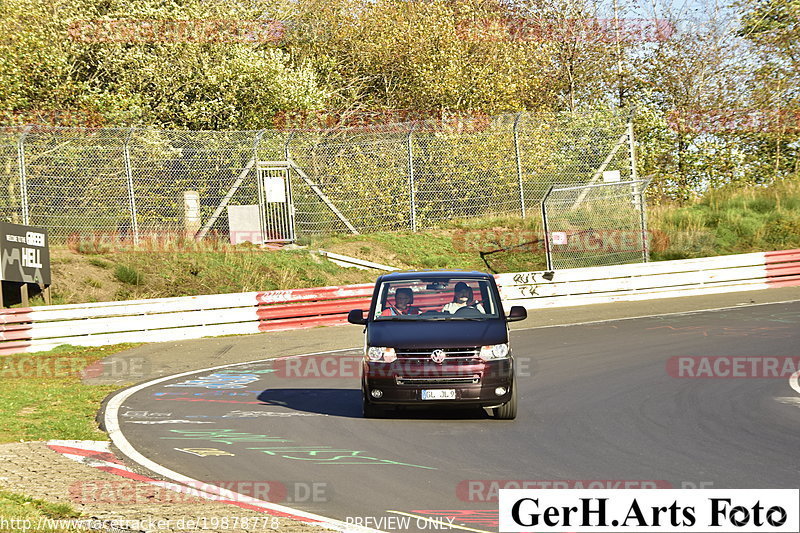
431,349 -> 446,364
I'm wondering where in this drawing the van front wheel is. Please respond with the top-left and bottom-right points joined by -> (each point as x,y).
492,381 -> 517,420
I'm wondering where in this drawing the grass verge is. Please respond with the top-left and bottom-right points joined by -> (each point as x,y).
0,344 -> 141,531
0,491 -> 80,533
649,180 -> 800,260
0,344 -> 137,443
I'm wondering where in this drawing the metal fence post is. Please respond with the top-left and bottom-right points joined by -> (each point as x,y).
283,131 -> 297,242
407,124 -> 417,232
252,129 -> 268,243
283,131 -> 293,162
627,119 -> 638,181
513,113 -> 526,218
17,125 -> 32,225
123,127 -> 139,245
640,178 -> 651,263
541,185 -> 554,270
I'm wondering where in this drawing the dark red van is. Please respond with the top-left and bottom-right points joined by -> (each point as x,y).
347,271 -> 527,419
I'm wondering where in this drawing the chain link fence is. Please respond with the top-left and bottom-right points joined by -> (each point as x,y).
541,178 -> 652,270
0,109 -> 638,251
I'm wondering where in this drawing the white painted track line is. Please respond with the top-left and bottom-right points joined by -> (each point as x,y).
790,371 -> 800,395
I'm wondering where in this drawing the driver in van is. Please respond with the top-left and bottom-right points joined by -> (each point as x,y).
381,288 -> 422,316
442,282 -> 485,314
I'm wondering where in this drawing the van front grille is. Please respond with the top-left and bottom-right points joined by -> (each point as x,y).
395,347 -> 480,363
395,374 -> 481,385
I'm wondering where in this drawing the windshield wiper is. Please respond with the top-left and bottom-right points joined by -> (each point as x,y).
425,317 -> 486,321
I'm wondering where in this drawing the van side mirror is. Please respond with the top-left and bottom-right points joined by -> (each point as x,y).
507,306 -> 527,322
348,309 -> 367,325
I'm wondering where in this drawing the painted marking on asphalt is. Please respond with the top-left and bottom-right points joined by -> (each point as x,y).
128,420 -> 214,424
155,398 -> 270,404
790,370 -> 800,395
163,429 -> 289,444
121,411 -> 173,418
247,447 -> 435,469
774,370 -> 800,409
103,347 -> 386,533
774,397 -> 800,407
181,411 -> 326,418
176,448 -> 236,457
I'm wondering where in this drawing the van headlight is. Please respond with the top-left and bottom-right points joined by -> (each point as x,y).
479,343 -> 509,361
367,346 -> 396,363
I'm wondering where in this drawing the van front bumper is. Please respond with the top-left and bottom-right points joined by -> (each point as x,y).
362,358 -> 513,407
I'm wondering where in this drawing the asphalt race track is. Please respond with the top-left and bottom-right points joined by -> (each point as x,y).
107,301 -> 800,532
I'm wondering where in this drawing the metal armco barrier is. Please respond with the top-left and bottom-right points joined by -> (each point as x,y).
1,250 -> 799,355
0,285 -> 372,356
497,248 -> 800,308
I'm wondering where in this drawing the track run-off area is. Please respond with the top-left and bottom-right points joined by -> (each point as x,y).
103,300 -> 800,533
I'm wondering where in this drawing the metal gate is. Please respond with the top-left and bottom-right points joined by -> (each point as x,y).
541,178 -> 652,270
256,161 -> 296,243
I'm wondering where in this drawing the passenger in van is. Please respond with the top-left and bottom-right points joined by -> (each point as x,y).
442,282 -> 485,314
381,288 -> 422,316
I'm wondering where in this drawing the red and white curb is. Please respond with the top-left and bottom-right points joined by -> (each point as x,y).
47,440 -> 279,509
47,438 -> 379,532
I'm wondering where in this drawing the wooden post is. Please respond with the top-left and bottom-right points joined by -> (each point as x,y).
183,191 -> 201,238
20,283 -> 28,307
41,284 -> 51,305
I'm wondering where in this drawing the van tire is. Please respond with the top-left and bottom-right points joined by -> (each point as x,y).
492,381 -> 517,420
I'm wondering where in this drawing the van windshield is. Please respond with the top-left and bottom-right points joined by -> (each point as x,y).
374,278 -> 501,320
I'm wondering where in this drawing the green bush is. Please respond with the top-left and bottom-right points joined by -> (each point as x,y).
114,265 -> 144,285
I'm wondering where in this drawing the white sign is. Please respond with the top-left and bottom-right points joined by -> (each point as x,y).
499,489 -> 799,532
603,170 -> 621,182
264,175 -> 286,203
226,205 -> 262,244
551,232 -> 568,245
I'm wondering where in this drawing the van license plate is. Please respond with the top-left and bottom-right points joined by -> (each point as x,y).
422,389 -> 456,400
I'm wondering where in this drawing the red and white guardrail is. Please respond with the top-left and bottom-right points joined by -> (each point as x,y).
496,248 -> 800,307
1,249 -> 799,355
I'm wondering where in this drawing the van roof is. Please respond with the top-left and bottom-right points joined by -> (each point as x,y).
377,271 -> 493,282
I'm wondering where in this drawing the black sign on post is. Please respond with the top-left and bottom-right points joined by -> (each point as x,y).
0,222 -> 50,284
1,223 -> 51,307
